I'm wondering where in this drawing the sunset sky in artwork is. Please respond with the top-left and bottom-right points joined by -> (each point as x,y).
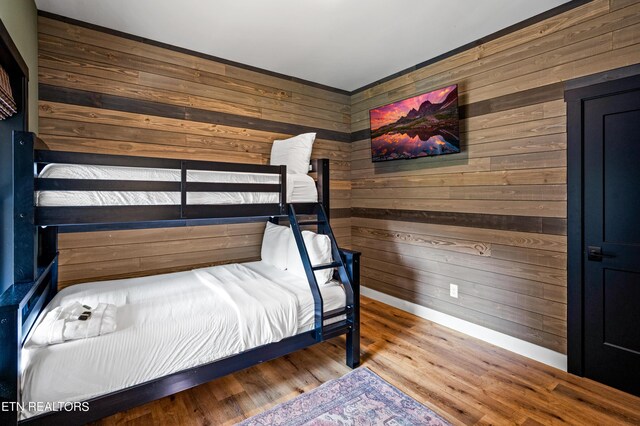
369,85 -> 457,131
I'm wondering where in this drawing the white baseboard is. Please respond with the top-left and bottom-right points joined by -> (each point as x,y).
361,286 -> 567,371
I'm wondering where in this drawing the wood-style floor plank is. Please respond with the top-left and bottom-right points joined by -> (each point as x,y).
93,297 -> 640,425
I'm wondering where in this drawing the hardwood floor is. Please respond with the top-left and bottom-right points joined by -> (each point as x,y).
95,297 -> 640,425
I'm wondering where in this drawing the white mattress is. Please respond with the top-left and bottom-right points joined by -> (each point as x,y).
36,164 -> 318,206
20,261 -> 345,419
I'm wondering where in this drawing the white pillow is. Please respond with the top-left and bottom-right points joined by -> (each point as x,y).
287,229 -> 334,285
270,133 -> 316,175
261,221 -> 290,270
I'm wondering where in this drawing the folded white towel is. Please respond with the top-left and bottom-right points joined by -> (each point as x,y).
29,302 -> 117,346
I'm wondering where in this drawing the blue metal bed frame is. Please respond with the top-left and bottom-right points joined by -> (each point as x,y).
0,131 -> 360,425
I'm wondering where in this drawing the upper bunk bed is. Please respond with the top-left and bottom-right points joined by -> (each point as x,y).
1,131 -> 359,425
26,134 -> 331,229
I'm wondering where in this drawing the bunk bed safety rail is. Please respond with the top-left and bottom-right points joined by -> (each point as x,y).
0,255 -> 58,425
32,149 -> 289,226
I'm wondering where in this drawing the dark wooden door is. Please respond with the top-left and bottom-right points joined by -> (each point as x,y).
581,83 -> 640,396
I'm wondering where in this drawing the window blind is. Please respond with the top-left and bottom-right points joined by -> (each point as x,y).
0,65 -> 17,120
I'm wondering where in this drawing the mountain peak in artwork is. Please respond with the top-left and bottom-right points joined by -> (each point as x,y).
406,108 -> 420,119
390,90 -> 457,127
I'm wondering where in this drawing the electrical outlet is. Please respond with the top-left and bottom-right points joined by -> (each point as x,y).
449,284 -> 459,298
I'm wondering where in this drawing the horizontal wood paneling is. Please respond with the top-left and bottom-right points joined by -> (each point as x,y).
38,84 -> 350,142
37,16 -> 350,105
352,198 -> 565,217
352,218 -> 567,252
38,16 -> 352,287
353,235 -> 566,286
350,0 -> 636,111
350,0 -> 640,353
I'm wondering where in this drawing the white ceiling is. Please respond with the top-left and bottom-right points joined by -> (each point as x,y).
35,0 -> 570,91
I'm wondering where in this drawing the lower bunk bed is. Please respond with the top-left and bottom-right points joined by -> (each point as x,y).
0,132 -> 360,425
21,259 -> 353,423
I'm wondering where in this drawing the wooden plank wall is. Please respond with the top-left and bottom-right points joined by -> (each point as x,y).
350,0 -> 640,353
36,15 -> 352,288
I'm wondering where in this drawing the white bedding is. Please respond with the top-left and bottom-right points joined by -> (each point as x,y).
20,261 -> 345,419
36,163 -> 318,206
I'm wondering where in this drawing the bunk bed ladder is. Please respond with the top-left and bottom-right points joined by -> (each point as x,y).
288,203 -> 356,346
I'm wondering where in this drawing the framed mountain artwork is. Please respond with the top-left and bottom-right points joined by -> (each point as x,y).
369,84 -> 460,162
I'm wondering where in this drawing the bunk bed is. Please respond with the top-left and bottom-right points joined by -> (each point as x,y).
0,132 -> 360,425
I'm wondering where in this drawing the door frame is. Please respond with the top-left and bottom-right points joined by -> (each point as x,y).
565,73 -> 640,376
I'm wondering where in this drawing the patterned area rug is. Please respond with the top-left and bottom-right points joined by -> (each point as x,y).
238,367 -> 451,426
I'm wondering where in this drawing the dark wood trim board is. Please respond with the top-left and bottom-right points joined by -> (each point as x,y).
39,84 -> 352,143
351,208 -> 567,236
